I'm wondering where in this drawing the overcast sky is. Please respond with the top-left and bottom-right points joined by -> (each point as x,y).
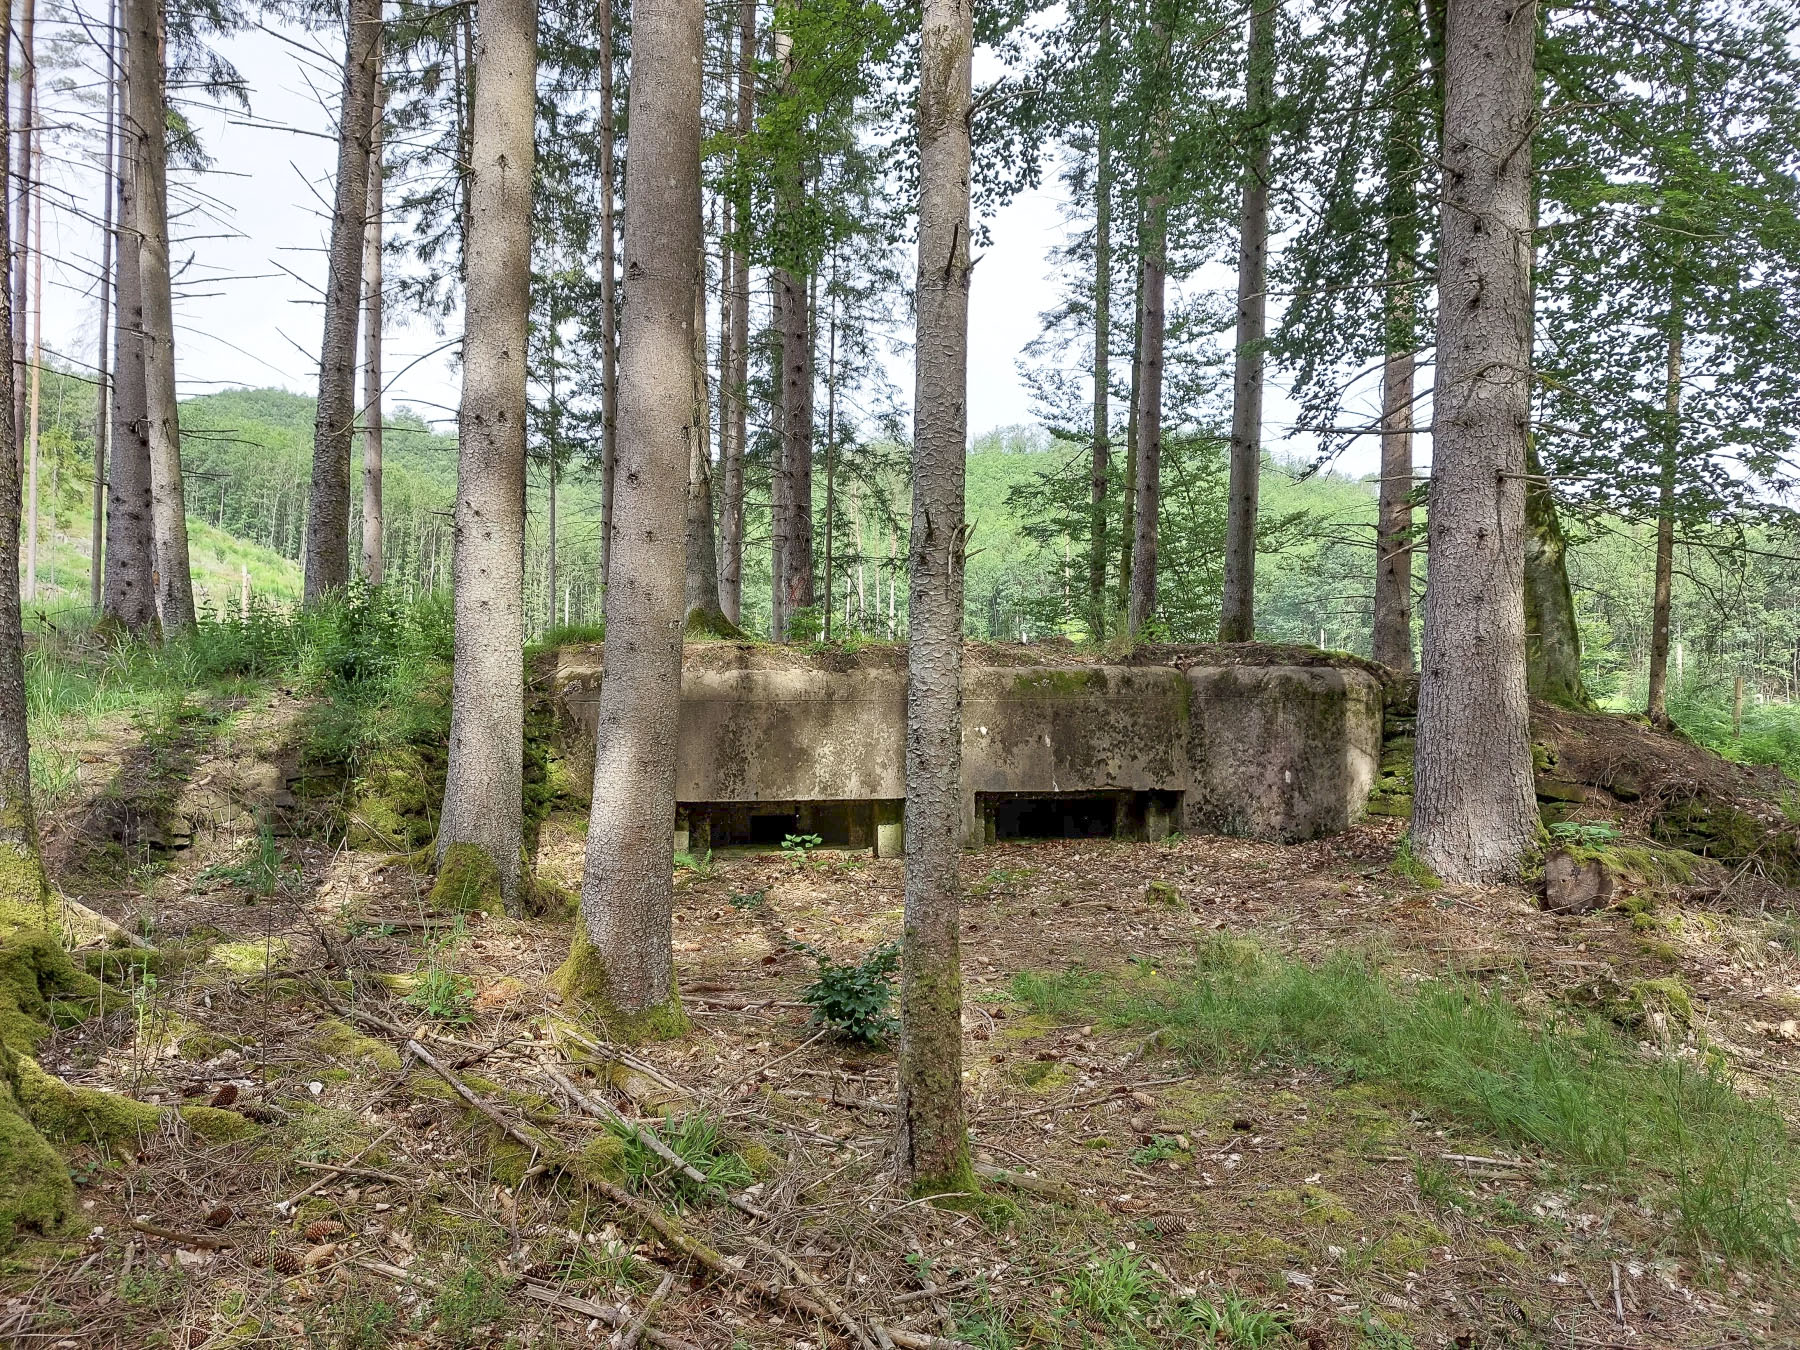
36,19 -> 1377,475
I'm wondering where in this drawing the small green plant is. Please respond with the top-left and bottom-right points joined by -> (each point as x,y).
1180,1293 -> 1293,1346
197,823 -> 296,898
801,940 -> 900,1044
1010,967 -> 1102,1018
728,886 -> 769,911
1412,1158 -> 1470,1212
1549,820 -> 1622,848
1130,1134 -> 1187,1165
427,1260 -> 515,1346
613,1111 -> 754,1204
674,848 -> 717,880
1068,1246 -> 1155,1327
781,831 -> 824,864
304,1286 -> 400,1349
786,605 -> 826,643
1389,836 -> 1442,889
405,965 -> 476,1025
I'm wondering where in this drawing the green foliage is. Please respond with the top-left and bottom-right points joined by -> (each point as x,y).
611,1111 -> 753,1205
1010,967 -> 1104,1018
1548,821 -> 1621,848
1086,938 -> 1800,1269
786,606 -> 826,643
196,825 -> 296,899
727,887 -> 769,911
800,941 -> 900,1045
1179,1293 -> 1294,1347
1129,1134 -> 1187,1165
426,1259 -> 515,1346
1067,1246 -> 1155,1327
303,1285 -> 399,1349
780,832 -> 824,864
403,966 -> 476,1026
674,850 -> 717,880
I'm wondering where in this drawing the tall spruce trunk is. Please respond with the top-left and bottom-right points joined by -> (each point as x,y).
1646,314 -> 1682,727
1372,334 -> 1415,670
24,176 -> 41,600
1411,0 -> 1539,883
685,271 -> 728,628
1086,0 -> 1113,641
1118,250 -> 1143,611
773,262 -> 815,638
103,99 -> 155,634
1522,438 -> 1588,706
361,48 -> 386,584
436,0 -> 536,908
569,0 -> 702,1026
90,0 -> 119,612
11,0 -> 34,464
1127,187 -> 1165,636
1219,0 -> 1275,643
125,0 -> 195,631
718,0 -> 754,625
598,0 -> 618,596
898,0 -> 974,1196
304,0 -> 381,603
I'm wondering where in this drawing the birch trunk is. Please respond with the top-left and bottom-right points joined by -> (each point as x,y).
436,0 -> 536,908
361,46 -> 386,584
1412,0 -> 1539,883
1219,0 -> 1275,643
304,0 -> 380,602
125,0 -> 195,631
898,0 -> 974,1196
570,0 -> 702,1027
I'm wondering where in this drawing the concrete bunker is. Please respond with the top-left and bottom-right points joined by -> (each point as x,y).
545,642 -> 1384,850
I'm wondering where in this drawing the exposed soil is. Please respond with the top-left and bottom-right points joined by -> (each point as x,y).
3,690 -> 1798,1349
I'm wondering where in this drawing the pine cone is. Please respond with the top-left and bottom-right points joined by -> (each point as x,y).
272,1248 -> 303,1276
202,1203 -> 234,1228
303,1220 -> 346,1243
1147,1213 -> 1188,1237
209,1083 -> 239,1108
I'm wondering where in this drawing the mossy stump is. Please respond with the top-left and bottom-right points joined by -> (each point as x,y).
431,843 -> 504,913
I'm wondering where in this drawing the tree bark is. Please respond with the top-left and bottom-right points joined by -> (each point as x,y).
361,43 -> 386,584
90,0 -> 119,613
898,0 -> 974,1197
1127,179 -> 1165,637
304,0 -> 380,603
685,269 -> 728,629
598,0 -> 618,599
1118,251 -> 1142,612
717,0 -> 754,626
436,0 -> 536,908
773,264 -> 814,637
103,80 -> 155,635
125,0 -> 195,631
1372,343 -> 1415,670
822,271 -> 838,640
1086,0 -> 1113,642
11,0 -> 35,467
1412,0 -> 1539,883
575,0 -> 702,1023
1646,313 -> 1682,727
1219,0 -> 1275,644
1523,438 -> 1589,707
24,172 -> 41,602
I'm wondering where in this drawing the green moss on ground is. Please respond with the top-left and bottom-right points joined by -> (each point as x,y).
551,927 -> 690,1043
431,844 -> 504,913
567,1132 -> 628,1187
310,1018 -> 403,1071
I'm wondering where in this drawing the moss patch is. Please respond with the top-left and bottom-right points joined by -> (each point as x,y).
550,927 -> 689,1043
209,938 -> 290,978
431,844 -> 503,913
310,1018 -> 403,1072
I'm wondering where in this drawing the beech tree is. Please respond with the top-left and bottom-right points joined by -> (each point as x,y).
898,0 -> 975,1193
304,0 -> 382,603
437,0 -> 537,907
1411,0 -> 1540,883
125,0 -> 196,632
566,0 -> 702,1027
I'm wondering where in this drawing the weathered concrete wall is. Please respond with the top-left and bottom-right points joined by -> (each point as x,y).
546,644 -> 1383,845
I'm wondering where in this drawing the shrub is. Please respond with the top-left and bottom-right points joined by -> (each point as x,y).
801,941 -> 900,1045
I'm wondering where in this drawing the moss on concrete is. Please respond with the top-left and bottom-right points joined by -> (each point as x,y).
431,843 -> 504,913
550,926 -> 689,1043
345,745 -> 443,851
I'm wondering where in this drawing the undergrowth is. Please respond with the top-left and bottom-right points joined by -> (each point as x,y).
1017,938 -> 1800,1271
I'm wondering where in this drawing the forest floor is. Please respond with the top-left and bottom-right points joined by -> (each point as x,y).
4,679 -> 1800,1350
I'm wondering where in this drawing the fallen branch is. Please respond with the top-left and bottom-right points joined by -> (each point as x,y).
130,1217 -> 232,1251
744,1235 -> 877,1350
613,1271 -> 676,1350
538,1064 -> 770,1221
277,1124 -> 398,1215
